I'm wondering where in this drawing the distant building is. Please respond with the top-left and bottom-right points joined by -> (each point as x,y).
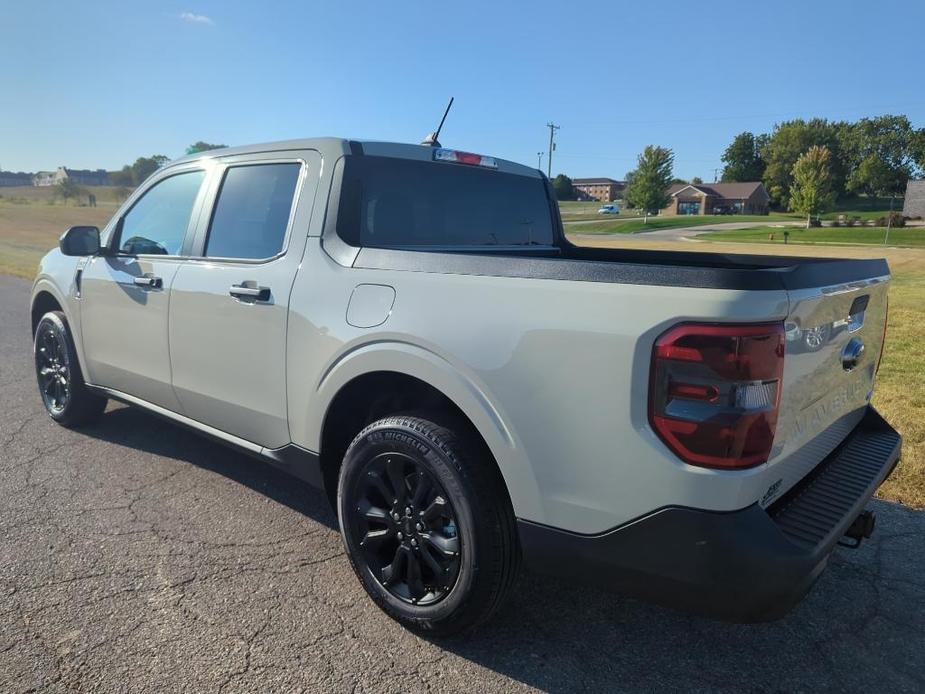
903,180 -> 925,218
662,181 -> 770,216
0,171 -> 34,187
34,167 -> 109,187
572,177 -> 625,202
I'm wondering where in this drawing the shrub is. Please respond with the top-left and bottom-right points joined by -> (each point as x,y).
875,213 -> 905,228
831,219 -> 842,227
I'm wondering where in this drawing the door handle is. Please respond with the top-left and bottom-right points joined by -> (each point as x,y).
229,283 -> 271,302
133,275 -> 163,289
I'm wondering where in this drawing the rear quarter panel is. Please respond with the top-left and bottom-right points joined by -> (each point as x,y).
288,239 -> 793,534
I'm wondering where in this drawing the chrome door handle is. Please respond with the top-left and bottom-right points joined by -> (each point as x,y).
229,283 -> 271,302
133,275 -> 163,289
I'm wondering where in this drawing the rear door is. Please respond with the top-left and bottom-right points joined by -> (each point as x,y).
80,167 -> 209,411
168,151 -> 321,448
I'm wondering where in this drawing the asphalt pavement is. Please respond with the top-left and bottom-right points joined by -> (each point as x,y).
2,273 -> 924,693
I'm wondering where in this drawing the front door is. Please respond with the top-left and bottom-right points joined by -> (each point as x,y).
80,168 -> 208,411
168,151 -> 320,448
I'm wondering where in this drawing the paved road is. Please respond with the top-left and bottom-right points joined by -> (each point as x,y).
567,219 -> 802,243
2,273 -> 924,693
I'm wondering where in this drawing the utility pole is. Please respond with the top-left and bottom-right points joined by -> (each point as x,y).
546,122 -> 560,179
536,152 -> 544,170
713,167 -> 720,182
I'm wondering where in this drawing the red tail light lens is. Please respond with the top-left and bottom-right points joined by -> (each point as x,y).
649,322 -> 785,469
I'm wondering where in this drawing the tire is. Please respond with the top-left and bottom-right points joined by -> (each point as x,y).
337,415 -> 520,635
33,311 -> 106,427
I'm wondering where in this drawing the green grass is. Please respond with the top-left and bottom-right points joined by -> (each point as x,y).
873,259 -> 925,506
568,214 -> 799,235
697,226 -> 925,247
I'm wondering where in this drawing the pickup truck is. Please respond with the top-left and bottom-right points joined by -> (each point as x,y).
31,138 -> 901,635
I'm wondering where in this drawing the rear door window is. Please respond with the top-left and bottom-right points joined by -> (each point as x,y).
336,156 -> 554,249
204,163 -> 301,260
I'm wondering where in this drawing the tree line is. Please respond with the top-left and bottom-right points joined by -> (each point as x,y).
721,115 -> 924,208
108,141 -> 226,187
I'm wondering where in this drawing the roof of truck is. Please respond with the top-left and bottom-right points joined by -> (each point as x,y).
169,138 -> 542,177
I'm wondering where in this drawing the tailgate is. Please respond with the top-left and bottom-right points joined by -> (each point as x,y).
765,272 -> 891,500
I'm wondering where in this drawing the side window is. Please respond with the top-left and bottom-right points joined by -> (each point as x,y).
119,170 -> 205,255
204,163 -> 301,260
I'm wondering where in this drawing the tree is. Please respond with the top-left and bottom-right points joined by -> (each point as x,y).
109,165 -> 134,187
721,131 -> 766,182
624,146 -> 674,223
790,146 -> 836,228
691,176 -> 703,185
552,174 -> 574,201
844,115 -> 917,205
54,178 -> 83,206
130,155 -> 169,185
185,141 -> 227,155
760,119 -> 848,208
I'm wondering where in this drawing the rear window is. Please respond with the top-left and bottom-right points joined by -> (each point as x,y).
336,155 -> 555,249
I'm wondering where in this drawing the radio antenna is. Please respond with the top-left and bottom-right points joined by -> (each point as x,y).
422,97 -> 454,147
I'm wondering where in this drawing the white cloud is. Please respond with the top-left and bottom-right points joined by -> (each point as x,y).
179,12 -> 214,25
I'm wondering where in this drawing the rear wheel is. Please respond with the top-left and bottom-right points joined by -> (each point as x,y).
34,311 -> 106,427
337,415 -> 519,635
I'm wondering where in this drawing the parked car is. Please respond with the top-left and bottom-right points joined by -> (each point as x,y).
31,138 -> 900,635
598,204 -> 620,214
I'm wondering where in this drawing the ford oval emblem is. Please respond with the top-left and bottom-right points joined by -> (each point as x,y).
842,338 -> 865,371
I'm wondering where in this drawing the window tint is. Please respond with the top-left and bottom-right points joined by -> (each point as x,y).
336,156 -> 554,249
205,163 -> 301,259
119,171 -> 205,255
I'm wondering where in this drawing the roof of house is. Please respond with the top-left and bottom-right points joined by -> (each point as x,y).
572,177 -> 624,186
668,181 -> 768,200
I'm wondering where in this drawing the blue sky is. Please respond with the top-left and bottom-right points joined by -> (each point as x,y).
3,0 -> 925,180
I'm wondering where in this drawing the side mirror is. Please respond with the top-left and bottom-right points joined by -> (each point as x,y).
59,226 -> 101,256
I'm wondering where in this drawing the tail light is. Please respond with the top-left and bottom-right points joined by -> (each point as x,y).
433,148 -> 498,169
649,322 -> 785,469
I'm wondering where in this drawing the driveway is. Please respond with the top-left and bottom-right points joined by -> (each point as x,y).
2,273 -> 924,692
568,220 -> 802,243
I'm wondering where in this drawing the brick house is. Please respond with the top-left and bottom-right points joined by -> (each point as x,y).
903,180 -> 925,219
572,177 -> 625,202
662,181 -> 770,216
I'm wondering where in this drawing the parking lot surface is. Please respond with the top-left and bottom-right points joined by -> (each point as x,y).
2,273 -> 924,693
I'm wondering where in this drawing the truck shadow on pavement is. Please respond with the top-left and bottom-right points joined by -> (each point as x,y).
81,403 -> 925,693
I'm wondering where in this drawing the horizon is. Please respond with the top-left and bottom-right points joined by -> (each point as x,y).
3,0 -> 925,180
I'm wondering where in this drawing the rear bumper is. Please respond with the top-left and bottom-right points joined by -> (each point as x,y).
518,407 -> 901,622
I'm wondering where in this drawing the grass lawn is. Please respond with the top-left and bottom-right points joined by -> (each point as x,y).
697,226 -> 925,247
0,192 -> 117,277
570,214 -> 799,234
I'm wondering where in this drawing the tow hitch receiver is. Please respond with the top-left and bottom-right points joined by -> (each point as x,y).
840,510 -> 876,549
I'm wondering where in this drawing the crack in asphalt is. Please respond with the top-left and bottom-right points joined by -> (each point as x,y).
2,273 -> 925,693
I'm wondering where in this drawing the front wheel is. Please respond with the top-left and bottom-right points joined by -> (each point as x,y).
337,415 -> 520,635
34,311 -> 106,427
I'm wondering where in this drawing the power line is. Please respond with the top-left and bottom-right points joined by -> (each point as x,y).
546,122 -> 560,178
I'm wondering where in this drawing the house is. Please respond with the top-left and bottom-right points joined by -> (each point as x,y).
0,171 -> 34,187
903,180 -> 925,219
662,181 -> 770,216
572,177 -> 625,202
34,167 -> 109,187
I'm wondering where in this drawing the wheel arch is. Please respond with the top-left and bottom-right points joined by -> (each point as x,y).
309,343 -> 541,521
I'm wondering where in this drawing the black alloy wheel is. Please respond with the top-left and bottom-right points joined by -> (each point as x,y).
337,416 -> 520,635
33,311 -> 106,426
35,322 -> 71,414
347,452 -> 462,606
